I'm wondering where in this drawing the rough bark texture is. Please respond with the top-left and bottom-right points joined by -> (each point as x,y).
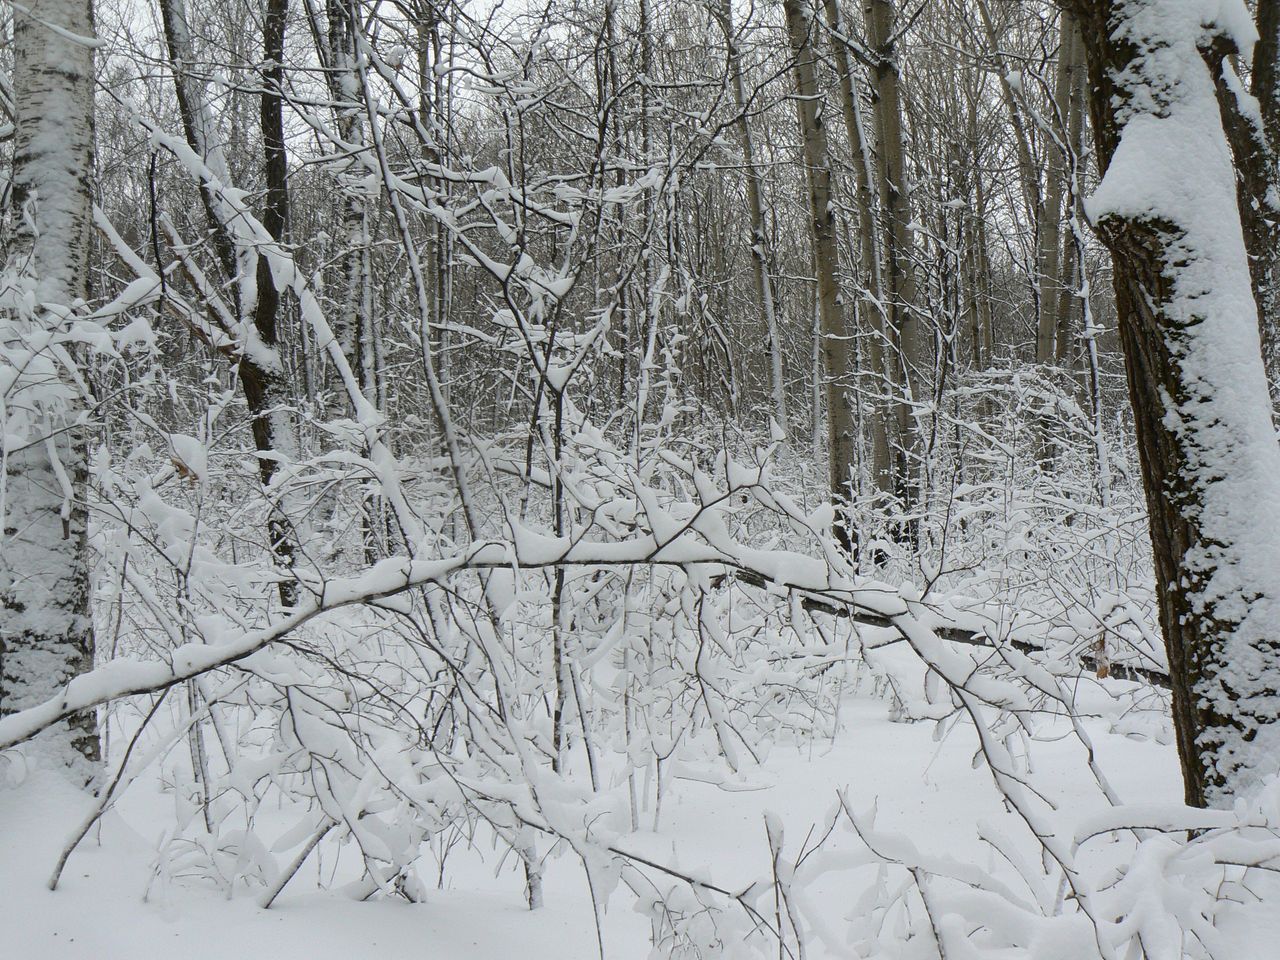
1246,0 -> 1280,399
253,0 -> 299,603
1067,0 -> 1280,807
1213,20 -> 1280,411
1,0 -> 101,775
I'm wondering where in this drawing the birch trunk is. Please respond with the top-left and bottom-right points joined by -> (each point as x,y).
319,0 -> 373,400
1,0 -> 100,774
314,0 -> 381,557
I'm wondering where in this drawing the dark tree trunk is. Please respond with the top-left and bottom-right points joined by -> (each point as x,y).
1213,0 -> 1280,404
252,0 -> 299,605
1247,0 -> 1280,399
159,0 -> 299,603
1066,0 -> 1280,808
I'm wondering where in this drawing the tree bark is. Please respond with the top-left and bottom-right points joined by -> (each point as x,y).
1,0 -> 100,775
317,0 -> 374,400
821,0 -> 896,505
1242,0 -> 1280,400
865,0 -> 923,530
246,0 -> 299,604
160,0 -> 299,602
1067,0 -> 1280,807
782,0 -> 857,553
1053,17 -> 1087,370
1035,15 -> 1079,364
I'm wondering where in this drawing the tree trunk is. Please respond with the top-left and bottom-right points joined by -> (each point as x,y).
1054,17 -> 1087,370
1035,14 -> 1079,364
319,0 -> 373,400
1214,35 -> 1280,411
250,0 -> 299,604
1241,0 -> 1280,401
1067,0 -> 1280,807
782,0 -> 857,554
716,0 -> 787,432
967,87 -> 997,370
977,0 -> 1046,340
160,0 -> 299,602
821,0 -> 896,505
865,0 -> 923,531
159,0 -> 238,280
1,0 -> 100,776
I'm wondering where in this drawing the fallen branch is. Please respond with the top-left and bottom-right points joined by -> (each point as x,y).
728,569 -> 1171,689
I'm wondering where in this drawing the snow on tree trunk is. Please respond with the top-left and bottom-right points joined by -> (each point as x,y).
322,0 -> 373,399
250,0 -> 300,607
158,0 -> 301,604
1,0 -> 100,776
1069,0 -> 1280,807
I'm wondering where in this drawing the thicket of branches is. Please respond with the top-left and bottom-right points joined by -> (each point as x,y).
4,0 -> 1280,957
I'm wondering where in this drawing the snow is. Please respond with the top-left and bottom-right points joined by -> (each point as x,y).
2,657 -> 1220,960
8,0 -> 1280,954
0,775 -> 609,960
1087,0 -> 1280,803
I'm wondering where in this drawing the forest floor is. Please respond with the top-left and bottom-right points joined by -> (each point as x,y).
2,647 -> 1275,959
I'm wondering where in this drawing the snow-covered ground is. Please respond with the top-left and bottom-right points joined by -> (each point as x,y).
12,646 -> 1262,960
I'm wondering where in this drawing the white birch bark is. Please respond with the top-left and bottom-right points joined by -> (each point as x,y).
1,0 -> 100,775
